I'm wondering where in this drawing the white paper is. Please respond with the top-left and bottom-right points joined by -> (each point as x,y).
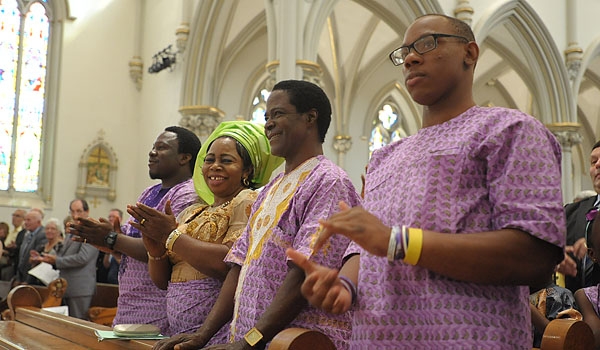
28,262 -> 60,286
43,305 -> 69,316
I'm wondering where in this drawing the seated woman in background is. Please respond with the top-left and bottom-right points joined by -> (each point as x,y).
575,209 -> 600,348
0,221 -> 11,273
30,218 -> 64,262
128,121 -> 282,339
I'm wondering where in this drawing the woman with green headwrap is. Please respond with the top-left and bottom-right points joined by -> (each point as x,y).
128,121 -> 283,340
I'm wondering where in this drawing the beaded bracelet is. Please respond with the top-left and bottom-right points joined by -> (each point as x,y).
147,251 -> 168,261
165,228 -> 183,252
338,275 -> 357,304
403,227 -> 423,265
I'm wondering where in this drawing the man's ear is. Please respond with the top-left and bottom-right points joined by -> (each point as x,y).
464,41 -> 479,68
306,110 -> 317,123
179,153 -> 192,166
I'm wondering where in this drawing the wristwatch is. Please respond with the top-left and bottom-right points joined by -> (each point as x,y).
244,327 -> 264,348
105,231 -> 118,250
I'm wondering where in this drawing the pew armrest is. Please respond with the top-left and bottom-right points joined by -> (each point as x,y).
6,285 -> 42,320
540,318 -> 594,350
268,328 -> 336,350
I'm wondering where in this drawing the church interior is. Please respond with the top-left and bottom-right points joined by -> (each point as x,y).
0,0 -> 598,220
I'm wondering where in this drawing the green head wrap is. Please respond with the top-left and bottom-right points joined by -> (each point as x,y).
193,121 -> 284,205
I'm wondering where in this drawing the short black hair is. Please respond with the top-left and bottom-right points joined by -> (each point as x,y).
69,199 -> 89,212
272,80 -> 331,143
418,14 -> 475,42
165,126 -> 201,173
592,140 -> 600,152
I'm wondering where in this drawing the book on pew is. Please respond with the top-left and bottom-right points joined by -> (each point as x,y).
28,262 -> 60,286
95,330 -> 167,341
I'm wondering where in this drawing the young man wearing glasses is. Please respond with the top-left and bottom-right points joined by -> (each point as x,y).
288,14 -> 565,349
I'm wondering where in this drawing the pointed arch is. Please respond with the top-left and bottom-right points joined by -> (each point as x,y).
473,0 -> 573,124
362,81 -> 421,138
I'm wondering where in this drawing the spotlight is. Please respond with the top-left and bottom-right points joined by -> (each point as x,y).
148,45 -> 176,74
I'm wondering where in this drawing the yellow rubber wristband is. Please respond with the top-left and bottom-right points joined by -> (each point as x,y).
403,228 -> 423,265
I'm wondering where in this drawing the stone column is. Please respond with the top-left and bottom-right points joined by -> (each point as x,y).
128,0 -> 144,91
178,105 -> 225,139
297,60 -> 323,86
333,135 -> 352,168
547,122 -> 582,203
454,0 -> 474,26
176,0 -> 191,53
565,0 -> 583,81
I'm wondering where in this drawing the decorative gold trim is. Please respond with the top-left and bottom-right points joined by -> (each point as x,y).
564,47 -> 583,55
546,122 -> 581,131
296,60 -> 321,69
178,105 -> 225,117
453,7 -> 474,14
265,61 -> 280,70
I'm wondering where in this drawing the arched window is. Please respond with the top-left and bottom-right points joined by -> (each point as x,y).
369,102 -> 406,157
0,0 -> 50,193
250,86 -> 270,124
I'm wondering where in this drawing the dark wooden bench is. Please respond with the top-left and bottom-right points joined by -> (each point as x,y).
0,320 -> 88,350
3,285 -> 156,349
88,282 -> 119,326
267,319 -> 594,350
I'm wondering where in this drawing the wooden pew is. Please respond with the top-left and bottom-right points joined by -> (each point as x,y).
0,321 -> 88,350
268,319 -> 595,350
0,278 -> 67,320
269,328 -> 336,350
538,318 -> 594,350
4,285 -> 156,350
88,282 -> 119,326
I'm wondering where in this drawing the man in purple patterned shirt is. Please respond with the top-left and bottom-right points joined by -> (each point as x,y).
69,126 -> 201,335
289,14 -> 565,349
154,81 -> 361,350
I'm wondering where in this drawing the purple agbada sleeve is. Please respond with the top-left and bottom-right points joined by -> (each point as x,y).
113,179 -> 199,336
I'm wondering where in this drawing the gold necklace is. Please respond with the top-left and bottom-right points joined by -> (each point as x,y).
212,200 -> 231,208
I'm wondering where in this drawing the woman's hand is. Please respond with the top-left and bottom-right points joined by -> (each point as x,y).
128,200 -> 178,245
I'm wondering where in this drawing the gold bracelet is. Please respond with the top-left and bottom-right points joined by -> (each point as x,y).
165,229 -> 183,252
147,251 -> 168,261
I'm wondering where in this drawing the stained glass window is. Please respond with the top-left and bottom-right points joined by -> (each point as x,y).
0,0 -> 49,192
251,87 -> 270,124
369,102 -> 406,157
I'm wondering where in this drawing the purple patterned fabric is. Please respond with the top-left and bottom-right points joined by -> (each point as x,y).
112,179 -> 199,336
166,279 -> 229,344
225,156 -> 361,350
349,106 -> 565,349
583,285 -> 600,316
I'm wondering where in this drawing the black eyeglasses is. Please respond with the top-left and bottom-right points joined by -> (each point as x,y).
264,111 -> 304,123
389,33 -> 470,66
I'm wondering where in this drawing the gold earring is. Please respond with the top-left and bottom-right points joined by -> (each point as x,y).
242,178 -> 250,187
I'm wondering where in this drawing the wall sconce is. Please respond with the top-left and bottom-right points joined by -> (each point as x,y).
148,45 -> 176,74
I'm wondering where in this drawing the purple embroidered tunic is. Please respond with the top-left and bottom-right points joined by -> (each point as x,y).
349,106 -> 565,349
225,156 -> 362,350
112,179 -> 199,336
